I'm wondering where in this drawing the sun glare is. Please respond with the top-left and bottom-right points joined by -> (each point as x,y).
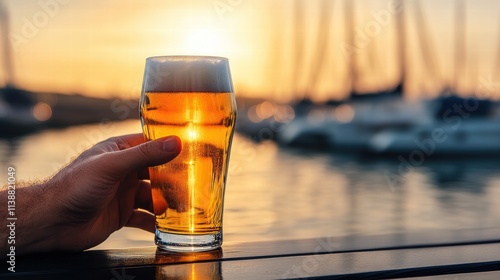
184,26 -> 226,55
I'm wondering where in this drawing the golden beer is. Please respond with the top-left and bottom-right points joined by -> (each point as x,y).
141,92 -> 236,234
139,56 -> 236,251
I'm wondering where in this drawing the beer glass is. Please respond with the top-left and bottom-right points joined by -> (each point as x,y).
139,56 -> 237,252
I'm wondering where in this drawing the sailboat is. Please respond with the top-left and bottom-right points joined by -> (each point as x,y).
0,0 -> 42,135
367,0 -> 500,156
0,1 -> 139,137
278,0 -> 431,151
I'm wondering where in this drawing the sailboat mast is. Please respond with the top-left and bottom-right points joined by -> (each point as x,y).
493,8 -> 500,86
454,0 -> 466,94
394,0 -> 406,94
292,0 -> 305,100
306,0 -> 333,96
344,0 -> 358,95
0,0 -> 14,88
413,0 -> 441,93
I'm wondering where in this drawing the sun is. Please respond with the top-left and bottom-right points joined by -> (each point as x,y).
184,25 -> 227,55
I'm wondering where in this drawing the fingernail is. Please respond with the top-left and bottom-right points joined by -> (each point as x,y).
162,137 -> 179,152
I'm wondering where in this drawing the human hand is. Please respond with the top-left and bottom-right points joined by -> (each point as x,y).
0,133 -> 181,255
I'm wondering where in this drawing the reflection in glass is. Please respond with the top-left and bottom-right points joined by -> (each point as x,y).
155,248 -> 222,280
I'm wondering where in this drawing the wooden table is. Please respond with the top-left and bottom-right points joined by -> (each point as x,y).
3,228 -> 500,279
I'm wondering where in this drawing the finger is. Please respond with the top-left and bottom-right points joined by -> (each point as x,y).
87,133 -> 146,156
135,180 -> 153,213
126,209 -> 156,233
151,188 -> 168,215
105,136 -> 182,178
108,133 -> 147,150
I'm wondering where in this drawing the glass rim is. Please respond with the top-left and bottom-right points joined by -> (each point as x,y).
145,55 -> 228,62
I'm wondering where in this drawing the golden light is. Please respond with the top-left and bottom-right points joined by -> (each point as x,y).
334,104 -> 355,123
256,101 -> 276,119
32,102 -> 52,121
186,122 -> 196,233
247,105 -> 263,123
187,128 -> 199,140
185,114 -> 201,140
188,160 -> 195,233
273,105 -> 295,123
184,26 -> 227,55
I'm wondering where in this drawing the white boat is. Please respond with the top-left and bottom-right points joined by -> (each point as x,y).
278,96 -> 431,152
279,95 -> 500,156
369,117 -> 500,156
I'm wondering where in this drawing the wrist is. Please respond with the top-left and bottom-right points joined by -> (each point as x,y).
13,181 -> 67,255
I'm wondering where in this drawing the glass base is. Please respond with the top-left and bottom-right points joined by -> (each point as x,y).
155,230 -> 222,252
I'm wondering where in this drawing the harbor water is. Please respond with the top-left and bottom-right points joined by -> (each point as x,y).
1,119 -> 499,249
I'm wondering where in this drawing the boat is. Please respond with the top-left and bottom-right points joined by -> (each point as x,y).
369,118 -> 500,156
0,86 -> 140,138
369,96 -> 500,156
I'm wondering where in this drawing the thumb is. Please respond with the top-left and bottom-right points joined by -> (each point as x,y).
107,136 -> 181,176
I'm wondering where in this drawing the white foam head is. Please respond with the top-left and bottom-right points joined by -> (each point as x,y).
142,56 -> 234,93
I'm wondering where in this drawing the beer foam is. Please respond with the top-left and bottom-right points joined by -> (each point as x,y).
142,56 -> 234,93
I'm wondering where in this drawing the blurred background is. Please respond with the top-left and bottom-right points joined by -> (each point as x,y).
1,0 -> 499,249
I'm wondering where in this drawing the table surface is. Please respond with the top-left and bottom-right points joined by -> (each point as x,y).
3,228 -> 500,279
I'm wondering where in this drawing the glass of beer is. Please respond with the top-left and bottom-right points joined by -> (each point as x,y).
139,56 -> 237,252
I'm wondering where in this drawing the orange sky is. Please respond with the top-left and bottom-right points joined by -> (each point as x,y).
1,0 -> 500,102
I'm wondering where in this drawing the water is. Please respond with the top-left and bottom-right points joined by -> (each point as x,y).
1,120 -> 499,249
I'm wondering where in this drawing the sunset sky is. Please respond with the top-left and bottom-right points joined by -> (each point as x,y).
1,0 -> 500,102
